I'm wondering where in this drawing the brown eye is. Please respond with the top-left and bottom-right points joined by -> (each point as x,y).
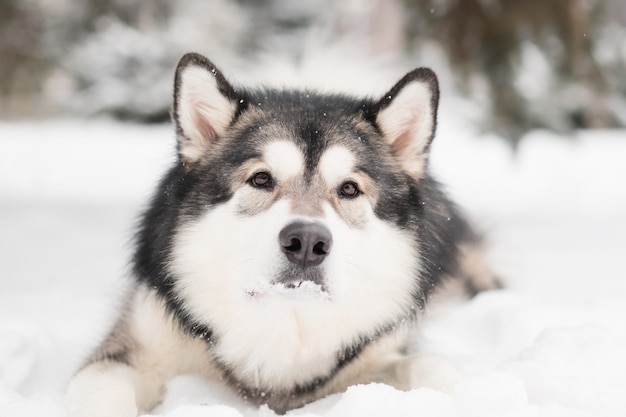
249,171 -> 273,189
339,181 -> 360,198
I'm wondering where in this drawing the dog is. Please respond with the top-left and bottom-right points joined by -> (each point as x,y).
66,52 -> 499,416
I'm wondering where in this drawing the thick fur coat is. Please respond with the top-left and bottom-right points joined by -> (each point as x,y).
66,53 -> 498,416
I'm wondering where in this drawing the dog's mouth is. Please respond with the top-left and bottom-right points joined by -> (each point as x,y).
244,268 -> 330,301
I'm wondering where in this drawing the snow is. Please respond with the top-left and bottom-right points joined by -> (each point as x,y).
1,118 -> 625,417
244,278 -> 331,301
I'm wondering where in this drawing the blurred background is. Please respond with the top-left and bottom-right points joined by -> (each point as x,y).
1,0 -> 625,144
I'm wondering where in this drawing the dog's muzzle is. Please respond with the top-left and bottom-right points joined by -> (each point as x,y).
279,221 -> 332,268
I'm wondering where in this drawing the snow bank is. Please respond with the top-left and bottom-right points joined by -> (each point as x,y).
1,119 -> 625,417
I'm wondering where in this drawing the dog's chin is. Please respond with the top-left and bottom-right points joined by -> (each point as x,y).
243,267 -> 330,301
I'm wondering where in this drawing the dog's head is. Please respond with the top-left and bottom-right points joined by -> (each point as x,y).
162,52 -> 440,359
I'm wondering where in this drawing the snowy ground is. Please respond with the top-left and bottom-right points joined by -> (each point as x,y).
1,118 -> 625,417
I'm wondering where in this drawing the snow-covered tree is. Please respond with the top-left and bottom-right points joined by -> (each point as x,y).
1,0 -> 624,143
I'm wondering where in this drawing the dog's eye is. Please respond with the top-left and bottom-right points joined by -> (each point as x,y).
249,171 -> 273,189
339,181 -> 360,198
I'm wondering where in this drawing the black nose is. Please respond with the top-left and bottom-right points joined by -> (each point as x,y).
279,221 -> 333,268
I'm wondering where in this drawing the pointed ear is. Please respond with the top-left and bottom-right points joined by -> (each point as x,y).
172,53 -> 239,162
375,68 -> 439,179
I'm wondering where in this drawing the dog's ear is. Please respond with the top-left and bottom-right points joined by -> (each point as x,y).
172,53 -> 239,163
375,68 -> 439,179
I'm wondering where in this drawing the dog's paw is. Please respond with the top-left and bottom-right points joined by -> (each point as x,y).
66,364 -> 139,417
395,353 -> 461,393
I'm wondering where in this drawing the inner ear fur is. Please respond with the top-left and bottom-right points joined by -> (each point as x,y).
375,68 -> 440,179
172,53 -> 240,163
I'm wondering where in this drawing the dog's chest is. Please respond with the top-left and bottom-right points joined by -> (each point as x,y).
209,298 -> 350,390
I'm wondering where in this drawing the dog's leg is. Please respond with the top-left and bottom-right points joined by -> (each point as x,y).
66,285 -> 212,417
388,352 -> 461,393
66,361 -> 150,417
429,238 -> 502,307
330,331 -> 460,397
456,240 -> 502,296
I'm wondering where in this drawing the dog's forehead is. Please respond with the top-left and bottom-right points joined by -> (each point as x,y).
262,138 -> 358,181
263,140 -> 304,179
318,146 -> 356,184
235,90 -> 379,185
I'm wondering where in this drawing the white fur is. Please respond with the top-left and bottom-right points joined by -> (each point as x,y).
263,141 -> 304,181
169,159 -> 420,389
128,287 -> 215,379
319,145 -> 356,186
177,66 -> 237,161
400,353 -> 461,393
377,81 -> 433,178
67,292 -> 455,417
67,364 -> 139,417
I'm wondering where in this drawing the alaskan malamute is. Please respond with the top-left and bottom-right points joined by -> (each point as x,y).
67,52 -> 499,416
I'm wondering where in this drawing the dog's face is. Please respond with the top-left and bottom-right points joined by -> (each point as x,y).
164,53 -> 440,387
